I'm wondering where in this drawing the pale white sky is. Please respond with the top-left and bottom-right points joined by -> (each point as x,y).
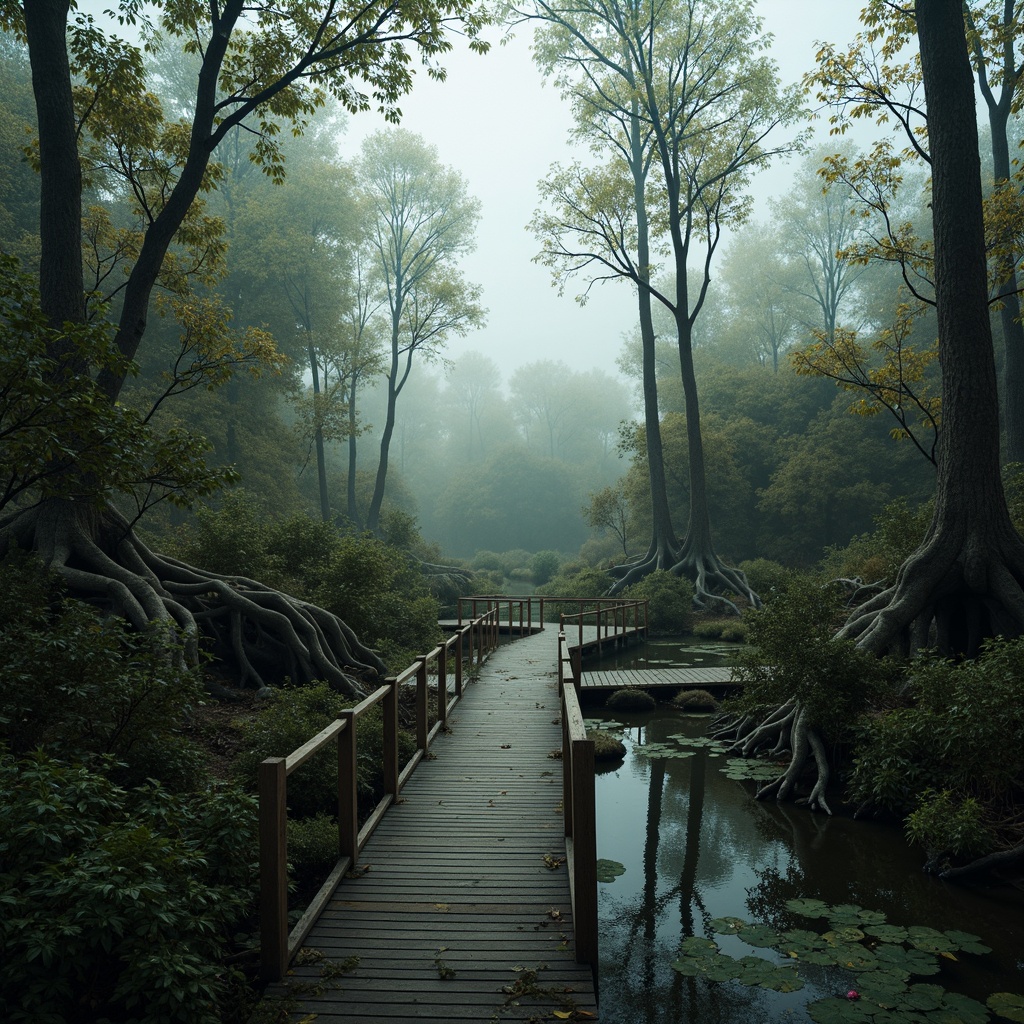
341,1 -> 872,383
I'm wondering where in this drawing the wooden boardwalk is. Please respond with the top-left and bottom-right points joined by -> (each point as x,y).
266,629 -> 598,1022
581,666 -> 739,692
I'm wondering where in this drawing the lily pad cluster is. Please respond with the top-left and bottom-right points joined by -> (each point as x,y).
670,899 -> 1024,1023
595,858 -> 626,883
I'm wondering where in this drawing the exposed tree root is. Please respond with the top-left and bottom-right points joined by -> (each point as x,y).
607,533 -> 761,612
837,521 -> 1024,656
712,703 -> 832,814
1,500 -> 385,697
938,841 -> 1024,882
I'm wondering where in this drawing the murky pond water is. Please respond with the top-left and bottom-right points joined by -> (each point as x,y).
586,691 -> 1024,1023
593,635 -> 747,671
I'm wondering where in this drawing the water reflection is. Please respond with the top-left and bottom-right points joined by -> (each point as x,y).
594,711 -> 1024,1024
591,635 -> 745,671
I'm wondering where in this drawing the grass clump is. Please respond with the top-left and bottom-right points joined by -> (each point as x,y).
606,687 -> 656,712
672,688 -> 719,712
587,728 -> 627,761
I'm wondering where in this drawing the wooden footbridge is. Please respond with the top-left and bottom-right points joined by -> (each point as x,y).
258,597 -> 735,1021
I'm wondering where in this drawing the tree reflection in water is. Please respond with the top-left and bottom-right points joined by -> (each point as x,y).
593,711 -> 1024,1024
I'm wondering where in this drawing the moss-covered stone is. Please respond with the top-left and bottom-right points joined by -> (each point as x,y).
587,728 -> 627,761
606,687 -> 656,712
672,688 -> 719,712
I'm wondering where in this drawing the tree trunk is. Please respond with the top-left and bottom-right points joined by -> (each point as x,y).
307,341 -> 331,522
23,0 -> 84,335
840,0 -> 1024,654
347,373 -> 361,527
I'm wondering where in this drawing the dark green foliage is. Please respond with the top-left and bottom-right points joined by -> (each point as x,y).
672,688 -> 719,711
737,558 -> 796,601
0,750 -> 256,1024
671,899 -> 1008,1024
529,549 -> 562,585
733,576 -> 898,741
587,728 -> 626,760
0,554 -> 205,791
232,682 -> 416,819
848,637 -> 1024,864
621,569 -> 695,634
177,492 -> 441,670
606,687 -> 657,712
289,813 -> 342,873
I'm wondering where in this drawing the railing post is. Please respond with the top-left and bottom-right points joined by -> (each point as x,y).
383,680 -> 399,798
416,658 -> 429,753
438,642 -> 449,723
455,630 -> 464,697
338,711 -> 358,865
259,757 -> 288,982
570,733 -> 598,966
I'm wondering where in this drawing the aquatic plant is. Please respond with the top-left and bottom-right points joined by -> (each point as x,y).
670,898 -> 1024,1023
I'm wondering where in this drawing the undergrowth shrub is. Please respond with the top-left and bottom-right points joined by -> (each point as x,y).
0,553 -> 205,791
233,682 -> 416,819
0,751 -> 256,1024
621,570 -> 695,634
848,637 -> 1024,865
606,687 -> 656,712
732,578 -> 897,742
177,493 -> 440,671
737,558 -> 795,602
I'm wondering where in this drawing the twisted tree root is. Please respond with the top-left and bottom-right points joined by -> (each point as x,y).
1,500 -> 385,697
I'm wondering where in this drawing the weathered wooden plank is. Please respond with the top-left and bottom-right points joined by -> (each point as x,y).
261,628 -> 598,1023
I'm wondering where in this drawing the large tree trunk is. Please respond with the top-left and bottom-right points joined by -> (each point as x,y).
609,106 -> 683,592
10,4 -> 385,698
307,340 -> 332,522
840,0 -> 1024,655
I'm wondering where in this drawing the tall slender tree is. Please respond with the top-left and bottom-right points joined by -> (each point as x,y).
0,0 -> 488,694
357,129 -> 485,534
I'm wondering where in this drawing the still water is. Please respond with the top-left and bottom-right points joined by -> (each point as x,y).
587,653 -> 1024,1024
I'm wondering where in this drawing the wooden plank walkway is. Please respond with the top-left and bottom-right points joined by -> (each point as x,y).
581,666 -> 740,692
266,629 -> 598,1022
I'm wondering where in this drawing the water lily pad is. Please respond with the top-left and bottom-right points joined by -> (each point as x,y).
807,996 -> 877,1024
710,917 -> 746,935
677,936 -> 718,958
900,982 -> 946,1012
722,758 -> 785,781
856,971 -> 908,1003
739,923 -> 783,948
906,926 -> 958,954
786,897 -> 832,918
937,991 -> 990,1024
944,930 -> 992,956
595,859 -> 626,883
823,927 -> 866,945
873,943 -> 941,977
988,991 -> 1024,1022
865,924 -> 909,944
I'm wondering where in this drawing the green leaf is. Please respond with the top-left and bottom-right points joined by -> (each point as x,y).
595,859 -> 626,883
944,930 -> 992,956
710,917 -> 746,935
988,991 -> 1024,1022
865,924 -> 909,944
786,897 -> 832,918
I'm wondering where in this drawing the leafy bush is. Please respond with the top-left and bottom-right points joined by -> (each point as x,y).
0,750 -> 256,1024
905,791 -> 991,865
587,728 -> 626,761
530,549 -> 562,585
621,570 -> 695,634
732,577 -> 897,741
848,637 -> 1024,862
737,558 -> 796,602
692,617 -> 748,641
176,495 -> 441,671
289,813 -> 341,874
606,687 -> 656,711
233,682 -> 416,820
672,688 -> 718,711
0,553 -> 205,791
536,565 -> 613,621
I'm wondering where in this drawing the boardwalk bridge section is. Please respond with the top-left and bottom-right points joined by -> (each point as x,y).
259,597 -> 734,1021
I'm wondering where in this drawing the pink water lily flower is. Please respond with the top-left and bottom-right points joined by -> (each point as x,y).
846,991 -> 860,1001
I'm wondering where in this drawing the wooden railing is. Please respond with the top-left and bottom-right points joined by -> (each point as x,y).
457,595 -> 546,635
258,607 -> 500,982
557,630 -> 598,967
559,598 -> 648,681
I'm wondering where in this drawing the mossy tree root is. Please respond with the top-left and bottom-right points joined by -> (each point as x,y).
1,500 -> 385,696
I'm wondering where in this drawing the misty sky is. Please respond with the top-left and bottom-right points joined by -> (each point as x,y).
343,1 -> 872,385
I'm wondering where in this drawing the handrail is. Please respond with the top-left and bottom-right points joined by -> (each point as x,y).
558,631 -> 598,967
457,595 -> 546,635
259,606 -> 501,982
559,598 -> 648,664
